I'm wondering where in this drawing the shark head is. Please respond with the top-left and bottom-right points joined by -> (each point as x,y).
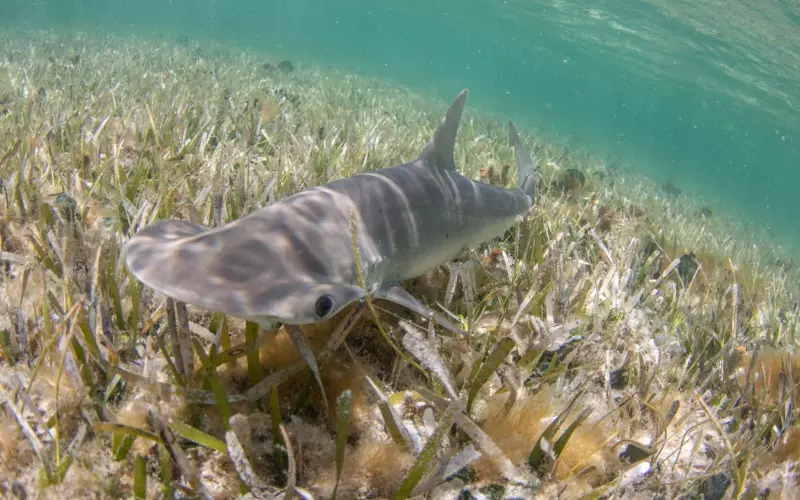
124,218 -> 367,327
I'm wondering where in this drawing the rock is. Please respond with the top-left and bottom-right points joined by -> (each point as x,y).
677,252 -> 699,286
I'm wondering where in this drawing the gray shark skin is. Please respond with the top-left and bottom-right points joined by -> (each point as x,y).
124,89 -> 536,334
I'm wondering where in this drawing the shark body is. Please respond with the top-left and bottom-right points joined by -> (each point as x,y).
124,89 -> 536,334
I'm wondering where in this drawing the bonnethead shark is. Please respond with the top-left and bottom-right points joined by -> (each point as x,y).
124,89 -> 536,335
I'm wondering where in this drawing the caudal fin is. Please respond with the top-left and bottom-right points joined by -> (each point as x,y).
508,121 -> 536,201
417,89 -> 469,171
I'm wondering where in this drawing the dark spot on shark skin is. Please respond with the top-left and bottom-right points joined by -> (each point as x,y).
278,60 -> 294,72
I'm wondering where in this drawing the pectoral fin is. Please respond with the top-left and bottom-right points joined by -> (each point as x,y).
372,283 -> 467,336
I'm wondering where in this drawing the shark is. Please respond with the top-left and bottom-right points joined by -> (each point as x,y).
124,89 -> 537,335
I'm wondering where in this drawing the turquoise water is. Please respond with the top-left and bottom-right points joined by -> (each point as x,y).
4,1 -> 800,250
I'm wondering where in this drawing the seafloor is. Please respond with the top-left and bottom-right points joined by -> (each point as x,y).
1,30 -> 800,500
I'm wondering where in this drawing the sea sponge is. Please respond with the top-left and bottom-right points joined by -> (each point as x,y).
557,168 -> 586,201
480,163 -> 512,188
752,427 -> 800,494
734,346 -> 800,406
309,439 -> 413,498
0,412 -> 31,476
475,385 -> 617,489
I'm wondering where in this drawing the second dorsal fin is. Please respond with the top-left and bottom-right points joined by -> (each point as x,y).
508,121 -> 536,201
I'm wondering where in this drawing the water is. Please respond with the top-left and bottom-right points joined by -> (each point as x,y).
4,0 -> 800,251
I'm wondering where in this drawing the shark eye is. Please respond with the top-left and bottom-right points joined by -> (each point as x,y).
314,294 -> 335,319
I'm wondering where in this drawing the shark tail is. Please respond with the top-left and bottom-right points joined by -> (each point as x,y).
508,121 -> 536,201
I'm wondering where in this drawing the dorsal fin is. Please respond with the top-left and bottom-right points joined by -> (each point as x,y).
417,89 -> 468,170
